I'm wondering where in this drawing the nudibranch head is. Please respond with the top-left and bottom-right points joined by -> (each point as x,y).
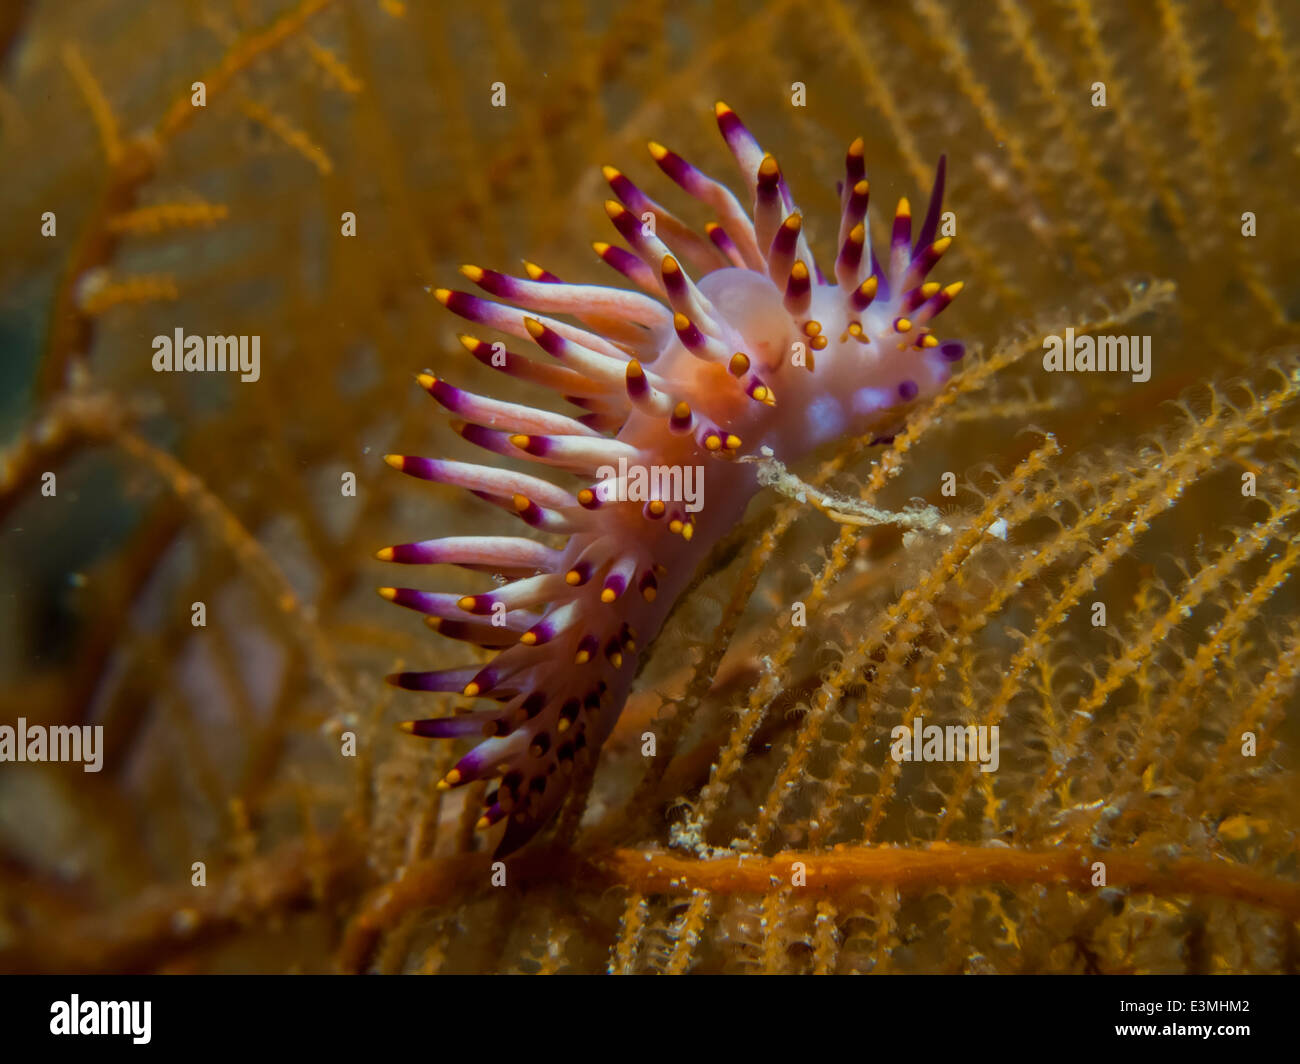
378,103 -> 964,855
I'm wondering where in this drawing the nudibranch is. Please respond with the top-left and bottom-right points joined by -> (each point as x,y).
377,103 -> 964,855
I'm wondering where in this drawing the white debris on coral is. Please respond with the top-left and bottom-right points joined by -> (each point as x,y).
740,449 -> 953,536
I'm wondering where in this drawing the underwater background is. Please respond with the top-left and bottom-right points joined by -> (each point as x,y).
0,0 -> 1298,973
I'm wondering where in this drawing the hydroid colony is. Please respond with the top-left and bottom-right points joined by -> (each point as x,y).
0,0 -> 1296,974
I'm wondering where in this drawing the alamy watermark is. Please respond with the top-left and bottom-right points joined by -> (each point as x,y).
152,328 -> 261,382
0,718 -> 103,772
1042,327 -> 1150,383
593,458 -> 703,512
890,716 -> 999,773
50,996 -> 150,1044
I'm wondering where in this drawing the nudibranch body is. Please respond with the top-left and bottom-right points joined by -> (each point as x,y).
378,103 -> 964,855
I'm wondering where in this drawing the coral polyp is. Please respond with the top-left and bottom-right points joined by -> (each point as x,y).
377,102 -> 962,856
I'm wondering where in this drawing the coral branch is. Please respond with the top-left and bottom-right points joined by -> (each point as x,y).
590,846 -> 1300,918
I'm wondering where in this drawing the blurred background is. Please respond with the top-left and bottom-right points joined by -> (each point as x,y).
0,0 -> 1297,973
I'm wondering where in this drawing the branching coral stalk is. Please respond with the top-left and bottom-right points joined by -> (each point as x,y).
589,846 -> 1300,918
1194,620 -> 1300,814
932,368 -> 1300,843
1018,450 -> 1300,831
1117,519 -> 1300,819
794,436 -> 1058,847
740,450 -> 952,535
40,0 -> 339,396
110,428 -> 350,706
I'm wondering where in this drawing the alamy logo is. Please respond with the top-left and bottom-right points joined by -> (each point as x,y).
152,328 -> 261,382
50,996 -> 151,1044
0,718 -> 103,772
890,716 -> 1000,773
1042,327 -> 1151,382
593,458 -> 704,512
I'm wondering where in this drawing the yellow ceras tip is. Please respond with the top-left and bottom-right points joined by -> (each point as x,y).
522,260 -> 546,280
374,546 -> 395,561
668,519 -> 683,534
642,587 -> 657,602
510,434 -> 531,449
416,372 -> 436,390
512,493 -> 531,512
661,254 -> 680,274
433,287 -> 452,305
383,453 -> 405,470
758,154 -> 780,179
523,316 -> 545,338
854,179 -> 869,197
397,720 -> 417,734
573,650 -> 590,665
810,335 -> 828,350
931,236 -> 952,255
609,652 -> 624,668
463,682 -> 481,697
896,197 -> 911,218
752,385 -> 769,403
849,222 -> 865,244
848,136 -> 865,157
475,815 -> 492,831
673,311 -> 691,331
647,140 -> 669,161
626,359 -> 644,379
803,320 -> 822,337
565,569 -> 583,586
682,523 -> 694,541
592,241 -> 611,256
437,769 -> 462,790
704,434 -> 722,451
673,401 -> 691,420
724,434 -> 742,450
648,500 -> 666,516
920,282 -> 941,299
729,352 -> 750,376
458,595 -> 477,612
600,588 -> 617,604
377,587 -> 398,601
577,489 -> 595,506
557,717 -> 571,732
782,213 -> 802,232
459,264 -> 485,282
944,281 -> 965,298
895,317 -> 912,333
602,164 -> 622,182
457,334 -> 480,352
790,261 -> 809,282
714,100 -> 733,117
921,335 -> 939,348
603,199 -> 625,218
520,631 -> 538,646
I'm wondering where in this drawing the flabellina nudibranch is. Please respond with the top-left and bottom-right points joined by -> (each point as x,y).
377,102 -> 965,856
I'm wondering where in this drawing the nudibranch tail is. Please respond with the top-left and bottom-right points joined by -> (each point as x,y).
379,103 -> 965,856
